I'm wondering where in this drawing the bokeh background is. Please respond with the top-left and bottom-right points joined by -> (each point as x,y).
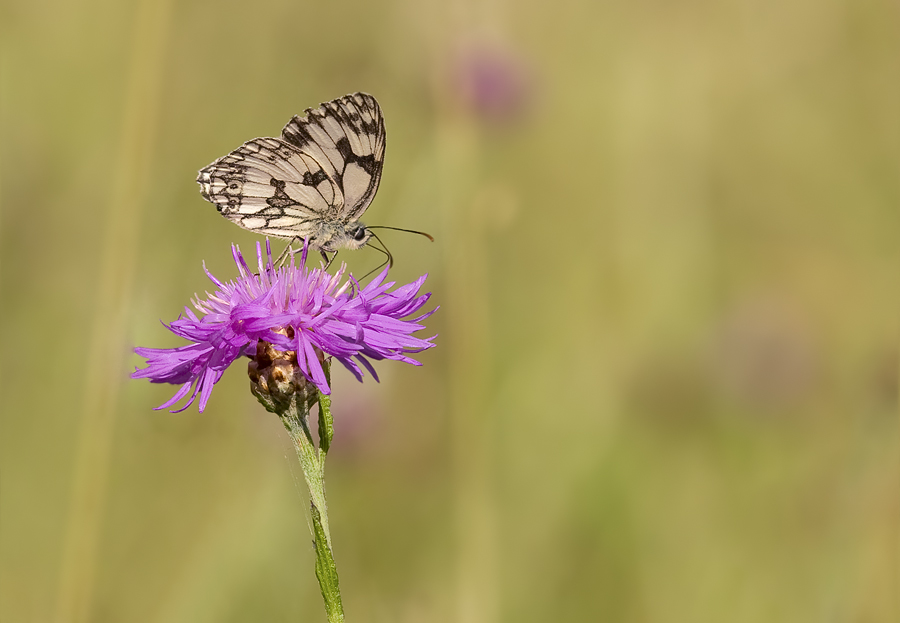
2,0 -> 898,621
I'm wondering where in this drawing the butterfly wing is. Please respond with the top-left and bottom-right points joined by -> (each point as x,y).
281,92 -> 385,221
198,93 -> 385,243
197,137 -> 342,239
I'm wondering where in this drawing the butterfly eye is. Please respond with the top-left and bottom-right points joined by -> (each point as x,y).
353,228 -> 367,241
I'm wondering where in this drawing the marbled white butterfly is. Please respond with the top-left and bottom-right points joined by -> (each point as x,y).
198,92 -> 388,254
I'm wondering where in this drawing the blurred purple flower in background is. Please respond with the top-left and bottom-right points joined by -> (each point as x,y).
452,41 -> 532,124
132,241 -> 436,413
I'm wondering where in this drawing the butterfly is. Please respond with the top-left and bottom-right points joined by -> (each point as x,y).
197,92 -> 386,254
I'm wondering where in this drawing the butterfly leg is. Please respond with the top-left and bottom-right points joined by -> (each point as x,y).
274,241 -> 294,266
322,250 -> 337,270
275,237 -> 303,266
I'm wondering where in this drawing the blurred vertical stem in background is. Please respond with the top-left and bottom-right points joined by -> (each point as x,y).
54,0 -> 172,621
0,42 -> 6,278
437,111 -> 498,623
431,31 -> 499,623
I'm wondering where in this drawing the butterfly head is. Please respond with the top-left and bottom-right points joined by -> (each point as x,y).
313,221 -> 372,252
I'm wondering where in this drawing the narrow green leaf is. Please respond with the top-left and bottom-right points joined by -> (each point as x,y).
317,360 -> 334,454
317,391 -> 334,454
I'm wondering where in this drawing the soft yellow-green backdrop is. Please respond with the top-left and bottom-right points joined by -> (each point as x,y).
2,0 -> 897,621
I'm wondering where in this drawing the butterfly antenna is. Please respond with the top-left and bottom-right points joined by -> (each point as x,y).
367,231 -> 394,268
358,233 -> 392,281
366,226 -> 435,242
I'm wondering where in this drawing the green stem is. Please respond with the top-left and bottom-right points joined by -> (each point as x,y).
278,362 -> 343,622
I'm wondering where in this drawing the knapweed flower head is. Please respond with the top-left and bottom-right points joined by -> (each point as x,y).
132,241 -> 436,413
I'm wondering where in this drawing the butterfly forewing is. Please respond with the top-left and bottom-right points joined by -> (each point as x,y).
197,92 -> 386,248
282,92 -> 385,221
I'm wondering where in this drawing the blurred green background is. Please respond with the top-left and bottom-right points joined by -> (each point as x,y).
2,0 -> 898,621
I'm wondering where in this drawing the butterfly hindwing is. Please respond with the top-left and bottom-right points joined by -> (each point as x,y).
282,92 -> 385,221
198,137 -> 342,238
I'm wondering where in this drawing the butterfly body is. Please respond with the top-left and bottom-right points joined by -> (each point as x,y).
198,93 -> 385,252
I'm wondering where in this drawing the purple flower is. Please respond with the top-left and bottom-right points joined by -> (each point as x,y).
132,241 -> 436,413
452,42 -> 532,124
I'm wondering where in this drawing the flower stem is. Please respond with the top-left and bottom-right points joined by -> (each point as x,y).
277,362 -> 344,622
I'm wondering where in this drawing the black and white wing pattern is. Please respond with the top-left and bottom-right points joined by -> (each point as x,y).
197,92 -> 386,247
197,137 -> 340,239
281,92 -> 385,221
